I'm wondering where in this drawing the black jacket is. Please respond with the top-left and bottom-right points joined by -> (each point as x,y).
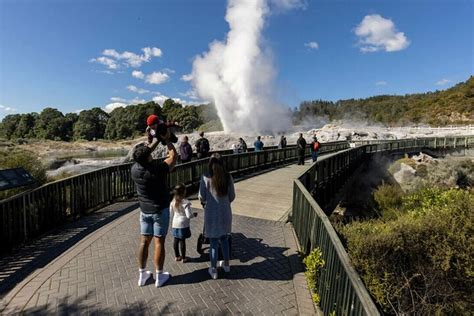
131,160 -> 170,213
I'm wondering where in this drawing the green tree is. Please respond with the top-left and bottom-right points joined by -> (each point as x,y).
105,101 -> 163,140
0,114 -> 21,139
34,108 -> 68,140
13,113 -> 37,139
73,108 -> 109,140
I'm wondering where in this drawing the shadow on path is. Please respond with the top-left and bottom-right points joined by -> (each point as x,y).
168,232 -> 302,286
0,202 -> 138,299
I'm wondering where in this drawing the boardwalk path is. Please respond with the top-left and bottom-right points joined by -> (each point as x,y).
1,162 -> 315,315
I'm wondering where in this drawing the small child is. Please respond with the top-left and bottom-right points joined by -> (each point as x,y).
170,183 -> 197,262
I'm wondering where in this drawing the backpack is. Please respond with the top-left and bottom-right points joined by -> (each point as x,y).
313,141 -> 320,151
199,138 -> 210,154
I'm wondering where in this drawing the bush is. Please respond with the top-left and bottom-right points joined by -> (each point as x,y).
0,149 -> 47,199
373,183 -> 404,218
303,248 -> 325,305
340,187 -> 474,315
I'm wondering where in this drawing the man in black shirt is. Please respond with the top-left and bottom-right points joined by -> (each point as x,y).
132,127 -> 177,287
195,131 -> 210,159
297,133 -> 307,165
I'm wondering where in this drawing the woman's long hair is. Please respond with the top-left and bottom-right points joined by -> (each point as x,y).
172,183 -> 186,208
208,153 -> 229,197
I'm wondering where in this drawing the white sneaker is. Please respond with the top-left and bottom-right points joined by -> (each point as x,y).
218,260 -> 230,273
155,272 -> 170,287
138,271 -> 152,287
208,267 -> 218,279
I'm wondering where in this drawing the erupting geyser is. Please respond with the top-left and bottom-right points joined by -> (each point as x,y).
191,0 -> 302,134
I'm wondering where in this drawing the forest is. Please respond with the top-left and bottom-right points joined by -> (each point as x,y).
293,76 -> 474,126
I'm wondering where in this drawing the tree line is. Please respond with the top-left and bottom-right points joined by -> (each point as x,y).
293,76 -> 474,126
0,99 -> 221,141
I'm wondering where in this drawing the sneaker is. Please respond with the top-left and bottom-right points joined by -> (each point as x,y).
175,257 -> 182,261
208,267 -> 218,280
138,271 -> 152,287
155,272 -> 170,287
218,260 -> 230,273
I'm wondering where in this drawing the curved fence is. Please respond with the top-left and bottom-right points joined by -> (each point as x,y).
291,136 -> 474,315
0,141 -> 349,254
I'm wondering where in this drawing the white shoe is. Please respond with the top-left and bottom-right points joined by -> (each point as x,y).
138,271 -> 152,287
155,272 -> 170,287
208,267 -> 218,279
218,260 -> 230,273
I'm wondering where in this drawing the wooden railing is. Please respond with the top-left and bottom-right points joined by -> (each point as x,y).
291,136 -> 474,315
0,141 -> 349,254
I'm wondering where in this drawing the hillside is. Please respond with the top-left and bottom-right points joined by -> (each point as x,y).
294,76 -> 474,126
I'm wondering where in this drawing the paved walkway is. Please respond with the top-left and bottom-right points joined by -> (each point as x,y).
1,213 -> 314,314
0,162 -> 317,315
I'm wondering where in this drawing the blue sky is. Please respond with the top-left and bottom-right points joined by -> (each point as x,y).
0,0 -> 472,118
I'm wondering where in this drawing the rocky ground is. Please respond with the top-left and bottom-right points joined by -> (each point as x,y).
3,123 -> 472,177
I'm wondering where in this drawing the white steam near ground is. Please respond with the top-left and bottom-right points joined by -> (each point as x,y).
190,0 -> 305,134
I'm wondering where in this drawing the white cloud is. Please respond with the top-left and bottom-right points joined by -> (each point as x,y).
104,102 -> 127,113
354,14 -> 409,52
127,85 -> 150,94
0,104 -> 18,113
162,68 -> 175,74
91,46 -> 163,71
270,0 -> 307,10
129,97 -> 147,104
89,56 -> 119,69
145,72 -> 170,85
180,89 -> 200,100
304,41 -> 319,50
110,97 -> 127,102
74,109 -> 85,114
375,81 -> 387,86
181,73 -> 193,82
435,78 -> 451,85
132,70 -> 145,79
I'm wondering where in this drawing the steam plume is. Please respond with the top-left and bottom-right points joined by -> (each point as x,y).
191,0 -> 303,134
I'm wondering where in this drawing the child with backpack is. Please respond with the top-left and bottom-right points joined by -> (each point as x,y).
170,183 -> 197,262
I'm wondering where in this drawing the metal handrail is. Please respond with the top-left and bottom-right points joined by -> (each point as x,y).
291,135 -> 474,315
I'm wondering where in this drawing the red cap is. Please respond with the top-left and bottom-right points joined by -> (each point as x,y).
146,114 -> 161,126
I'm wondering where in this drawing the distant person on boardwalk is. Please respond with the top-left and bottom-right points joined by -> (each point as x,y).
199,153 -> 235,280
297,133 -> 307,165
179,136 -> 193,163
278,135 -> 287,149
254,136 -> 264,151
310,136 -> 321,162
195,132 -> 210,159
170,183 -> 197,263
132,125 -> 177,288
238,137 -> 248,152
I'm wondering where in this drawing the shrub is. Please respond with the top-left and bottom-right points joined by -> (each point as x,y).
340,187 -> 474,315
0,149 -> 47,199
373,183 -> 403,218
303,248 -> 325,305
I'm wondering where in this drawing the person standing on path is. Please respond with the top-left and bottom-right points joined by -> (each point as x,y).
310,136 -> 321,163
132,126 -> 177,288
238,137 -> 248,153
179,135 -> 193,163
198,153 -> 235,280
297,133 -> 307,165
254,136 -> 264,151
170,183 -> 196,262
278,135 -> 287,149
195,131 -> 210,159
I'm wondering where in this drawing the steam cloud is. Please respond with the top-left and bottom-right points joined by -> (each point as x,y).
191,0 -> 304,134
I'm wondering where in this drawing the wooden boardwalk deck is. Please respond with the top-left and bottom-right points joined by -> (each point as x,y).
193,160 -> 312,221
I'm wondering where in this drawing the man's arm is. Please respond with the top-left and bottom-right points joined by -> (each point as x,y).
164,141 -> 178,170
